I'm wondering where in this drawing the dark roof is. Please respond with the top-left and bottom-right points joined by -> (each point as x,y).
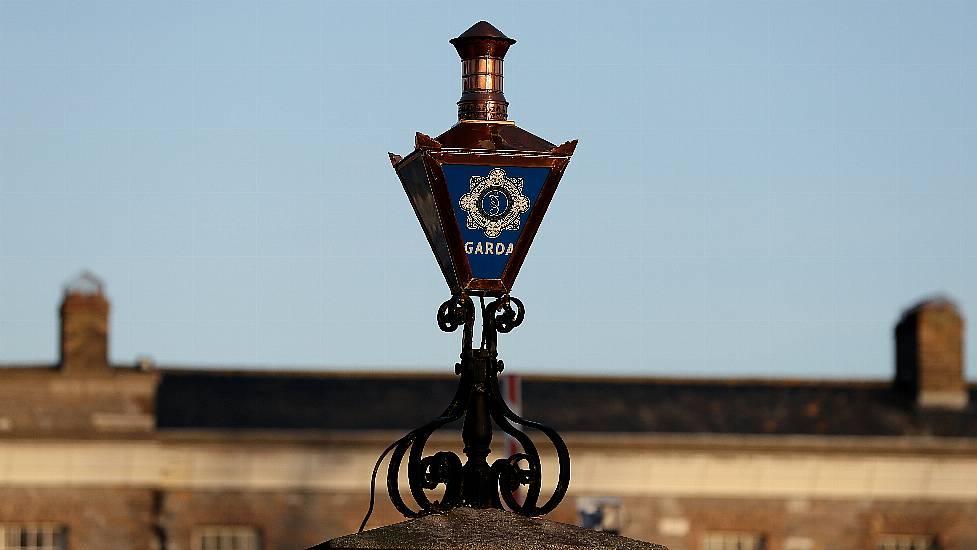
157,370 -> 460,431
156,370 -> 977,437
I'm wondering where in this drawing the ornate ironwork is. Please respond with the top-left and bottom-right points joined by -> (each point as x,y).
359,295 -> 570,531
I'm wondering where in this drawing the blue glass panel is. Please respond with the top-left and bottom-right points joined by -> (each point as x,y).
443,164 -> 550,280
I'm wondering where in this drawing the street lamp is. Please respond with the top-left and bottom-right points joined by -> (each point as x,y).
390,20 -> 577,297
373,21 -> 578,524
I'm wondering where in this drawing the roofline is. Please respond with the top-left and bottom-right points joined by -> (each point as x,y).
495,373 -> 897,388
157,365 -> 460,380
3,363 -> 975,388
0,362 -> 58,371
155,365 -> 897,387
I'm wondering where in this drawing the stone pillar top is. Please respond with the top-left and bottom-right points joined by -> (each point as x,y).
314,508 -> 667,550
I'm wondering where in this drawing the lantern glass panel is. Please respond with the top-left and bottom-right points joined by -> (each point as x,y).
443,164 -> 551,280
398,156 -> 455,285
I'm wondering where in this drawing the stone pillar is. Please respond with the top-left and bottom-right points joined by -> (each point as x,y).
313,507 -> 666,550
895,298 -> 968,409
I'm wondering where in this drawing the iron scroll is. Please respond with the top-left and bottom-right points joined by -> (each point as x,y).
359,295 -> 571,530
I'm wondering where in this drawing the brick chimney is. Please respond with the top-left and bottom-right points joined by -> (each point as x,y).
59,272 -> 110,375
895,298 -> 968,409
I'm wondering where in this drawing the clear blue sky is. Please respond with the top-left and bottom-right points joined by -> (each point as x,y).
0,1 -> 975,379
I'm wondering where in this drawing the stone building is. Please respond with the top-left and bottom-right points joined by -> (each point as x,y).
0,276 -> 975,550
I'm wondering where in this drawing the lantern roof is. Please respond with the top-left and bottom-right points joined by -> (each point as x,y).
434,122 -> 556,152
452,20 -> 515,42
450,21 -> 516,60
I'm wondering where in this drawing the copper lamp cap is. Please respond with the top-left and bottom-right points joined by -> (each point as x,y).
450,21 -> 516,122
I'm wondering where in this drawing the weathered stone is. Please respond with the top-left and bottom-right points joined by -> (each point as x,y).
317,507 -> 667,550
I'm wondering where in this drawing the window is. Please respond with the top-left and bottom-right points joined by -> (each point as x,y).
576,496 -> 624,534
193,527 -> 260,550
784,537 -> 815,550
877,535 -> 937,550
0,524 -> 67,550
702,532 -> 766,550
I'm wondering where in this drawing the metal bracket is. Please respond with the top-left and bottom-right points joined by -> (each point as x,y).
362,295 -> 570,528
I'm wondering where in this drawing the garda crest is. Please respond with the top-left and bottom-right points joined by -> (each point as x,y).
458,168 -> 531,238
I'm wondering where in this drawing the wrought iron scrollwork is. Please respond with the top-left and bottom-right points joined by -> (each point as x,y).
359,294 -> 570,531
437,294 -> 472,333
491,296 -> 524,334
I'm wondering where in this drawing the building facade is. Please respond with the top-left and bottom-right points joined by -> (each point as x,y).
0,277 -> 975,550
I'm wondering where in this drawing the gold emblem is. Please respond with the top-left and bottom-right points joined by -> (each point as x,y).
458,168 -> 530,238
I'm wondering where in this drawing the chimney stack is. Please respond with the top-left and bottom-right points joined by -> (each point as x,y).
450,21 -> 516,122
895,298 -> 968,410
59,272 -> 110,375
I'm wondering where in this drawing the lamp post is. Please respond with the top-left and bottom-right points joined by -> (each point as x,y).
382,20 -> 576,519
308,21 -> 665,550
389,20 -> 576,298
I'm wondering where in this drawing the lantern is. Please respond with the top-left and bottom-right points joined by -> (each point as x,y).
390,21 -> 577,296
